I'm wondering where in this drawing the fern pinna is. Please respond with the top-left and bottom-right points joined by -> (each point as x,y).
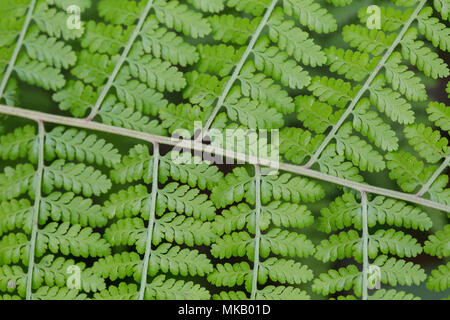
0,0 -> 91,104
53,0 -> 214,136
0,124 -> 115,299
0,0 -> 449,301
208,166 -> 324,299
93,144 -> 221,299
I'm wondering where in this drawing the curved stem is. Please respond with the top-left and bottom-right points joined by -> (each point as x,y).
417,155 -> 450,197
86,0 -> 155,121
361,191 -> 369,300
0,0 -> 37,99
26,120 -> 45,300
304,0 -> 427,169
0,104 -> 448,213
138,143 -> 160,300
201,0 -> 279,136
250,165 -> 262,300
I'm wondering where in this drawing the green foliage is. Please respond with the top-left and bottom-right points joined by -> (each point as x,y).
209,167 -> 321,299
315,192 -> 429,298
0,0 -> 449,301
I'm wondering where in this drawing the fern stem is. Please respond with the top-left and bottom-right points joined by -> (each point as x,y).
0,104 -> 448,212
86,0 -> 155,121
417,155 -> 450,197
304,0 -> 427,169
0,0 -> 37,99
201,0 -> 279,135
361,191 -> 369,300
138,143 -> 160,300
250,165 -> 262,300
25,120 -> 45,300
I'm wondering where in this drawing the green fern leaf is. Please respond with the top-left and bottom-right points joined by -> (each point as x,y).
282,0 -> 337,33
42,160 -> 112,197
427,262 -> 450,292
45,127 -> 121,167
424,225 -> 450,259
404,124 -> 449,164
36,222 -> 111,258
427,101 -> 450,132
145,274 -> 210,300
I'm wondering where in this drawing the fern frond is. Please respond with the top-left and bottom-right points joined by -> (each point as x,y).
208,262 -> 252,291
33,255 -> 105,293
187,0 -> 225,13
97,98 -> 166,135
369,75 -> 415,124
23,27 -> 76,69
384,52 -> 427,102
308,76 -> 356,108
260,229 -> 315,258
140,18 -> 199,67
400,28 -> 450,79
312,265 -> 361,296
282,0 -> 337,33
37,222 -> 111,258
147,243 -> 212,277
256,286 -> 310,300
315,230 -> 361,263
424,225 -> 450,259
223,91 -> 284,129
45,127 -> 121,167
0,232 -> 29,265
325,46 -> 373,82
156,182 -> 216,221
279,127 -> 322,165
208,15 -> 258,45
152,0 -> 211,38
342,24 -> 394,56
295,96 -> 339,134
31,286 -> 87,300
427,101 -> 450,132
0,164 -> 35,201
92,252 -> 141,281
318,193 -> 432,233
15,55 -> 65,91
238,63 -> 295,114
260,173 -> 325,203
259,258 -> 313,285
267,8 -> 326,67
426,262 -> 450,292
317,145 -> 364,182
40,192 -> 107,228
42,160 -> 112,197
94,283 -> 139,300
104,218 -> 146,252
404,124 -> 449,164
144,274 -> 210,300
369,229 -> 423,258
417,7 -> 450,51
0,199 -> 33,236
0,125 -> 37,161
253,37 -> 311,89
335,123 -> 385,172
386,151 -> 431,192
153,212 -> 216,246
352,99 -> 398,152
126,44 -> 186,92
375,255 -> 426,287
